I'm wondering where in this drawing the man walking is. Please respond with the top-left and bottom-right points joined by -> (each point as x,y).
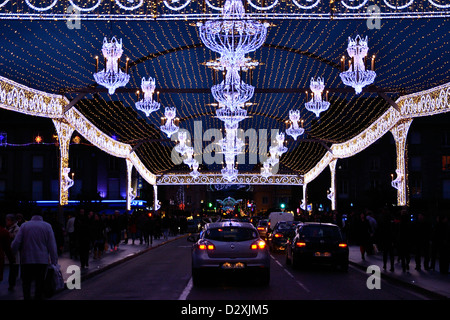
11,211 -> 58,300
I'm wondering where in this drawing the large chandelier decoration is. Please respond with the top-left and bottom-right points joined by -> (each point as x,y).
160,107 -> 179,138
198,0 -> 268,62
285,110 -> 304,140
339,35 -> 376,94
304,77 -> 330,118
198,0 -> 269,182
135,77 -> 160,117
93,37 -> 130,95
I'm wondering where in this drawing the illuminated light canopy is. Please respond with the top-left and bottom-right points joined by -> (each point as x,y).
135,77 -> 160,117
304,77 -> 330,117
93,37 -> 130,95
339,35 -> 376,94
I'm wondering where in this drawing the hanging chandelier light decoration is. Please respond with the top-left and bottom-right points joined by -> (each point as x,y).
215,105 -> 248,128
175,131 -> 189,155
339,35 -> 377,94
160,107 -> 179,138
183,147 -> 197,169
135,77 -> 160,117
261,161 -> 273,178
93,37 -> 130,95
285,110 -> 305,140
211,67 -> 255,110
190,160 -> 201,178
304,77 -> 331,118
270,132 -> 288,157
198,0 -> 269,182
197,0 -> 269,62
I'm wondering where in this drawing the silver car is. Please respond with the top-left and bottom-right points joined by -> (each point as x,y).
188,220 -> 270,286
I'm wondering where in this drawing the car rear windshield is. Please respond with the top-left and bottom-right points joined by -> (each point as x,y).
204,227 -> 259,242
300,225 -> 342,240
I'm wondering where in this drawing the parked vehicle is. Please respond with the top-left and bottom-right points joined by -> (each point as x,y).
286,222 -> 349,271
267,221 -> 302,252
188,220 -> 270,286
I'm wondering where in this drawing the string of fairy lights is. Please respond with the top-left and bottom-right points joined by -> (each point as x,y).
0,14 -> 449,176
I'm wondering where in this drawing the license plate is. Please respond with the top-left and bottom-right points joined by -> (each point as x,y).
222,262 -> 246,269
314,252 -> 331,257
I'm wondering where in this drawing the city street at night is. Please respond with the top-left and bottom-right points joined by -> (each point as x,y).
0,0 -> 449,316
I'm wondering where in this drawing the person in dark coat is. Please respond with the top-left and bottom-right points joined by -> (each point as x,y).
91,213 -> 105,259
412,213 -> 431,271
354,212 -> 372,261
397,208 -> 412,272
378,211 -> 398,271
434,215 -> 450,274
74,209 -> 91,268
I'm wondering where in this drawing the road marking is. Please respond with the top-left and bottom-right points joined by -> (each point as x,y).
271,254 -> 311,293
178,277 -> 193,300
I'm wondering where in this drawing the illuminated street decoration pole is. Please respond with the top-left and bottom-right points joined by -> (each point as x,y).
328,159 -> 337,211
126,158 -> 135,211
52,119 -> 75,206
301,183 -> 308,211
390,118 -> 413,206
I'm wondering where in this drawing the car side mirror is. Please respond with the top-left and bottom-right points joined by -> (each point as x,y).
187,234 -> 199,242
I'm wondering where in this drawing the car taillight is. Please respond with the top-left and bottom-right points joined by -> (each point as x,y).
296,241 -> 306,247
198,241 -> 215,250
338,243 -> 348,248
257,227 -> 265,231
251,240 -> 266,250
274,233 -> 283,238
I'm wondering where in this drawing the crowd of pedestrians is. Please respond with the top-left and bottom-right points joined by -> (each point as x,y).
0,207 -> 189,299
335,207 -> 450,274
65,208 -> 189,268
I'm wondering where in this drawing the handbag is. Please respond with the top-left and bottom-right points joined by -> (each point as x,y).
44,264 -> 65,297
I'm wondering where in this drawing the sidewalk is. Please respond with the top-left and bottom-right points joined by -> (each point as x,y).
348,245 -> 450,299
0,234 -> 187,300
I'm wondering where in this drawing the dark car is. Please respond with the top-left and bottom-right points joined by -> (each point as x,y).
256,219 -> 269,239
188,220 -> 270,286
267,221 -> 302,252
286,222 -> 349,271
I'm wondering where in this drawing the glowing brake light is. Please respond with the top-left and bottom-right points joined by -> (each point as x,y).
274,233 -> 283,238
257,227 -> 265,231
251,240 -> 266,250
198,241 -> 215,250
338,243 -> 348,248
296,241 -> 306,247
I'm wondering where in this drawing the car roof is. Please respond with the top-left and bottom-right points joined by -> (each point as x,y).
300,222 -> 339,228
204,220 -> 256,229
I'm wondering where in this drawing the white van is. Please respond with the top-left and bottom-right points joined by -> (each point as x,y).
268,211 -> 294,231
